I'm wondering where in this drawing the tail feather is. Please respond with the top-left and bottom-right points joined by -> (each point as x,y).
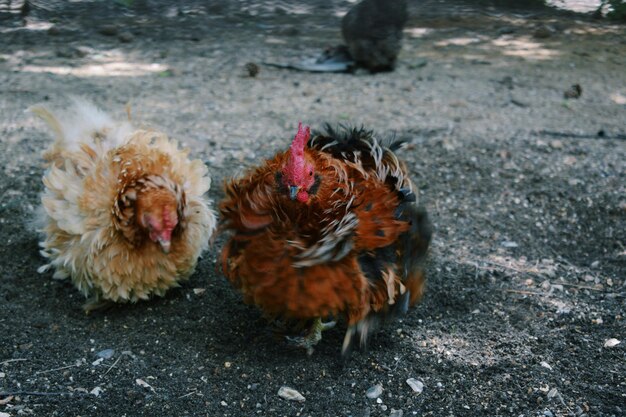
29,105 -> 65,142
29,98 -> 133,158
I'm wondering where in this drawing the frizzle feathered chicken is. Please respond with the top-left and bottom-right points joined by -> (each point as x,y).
32,99 -> 216,310
220,123 -> 431,355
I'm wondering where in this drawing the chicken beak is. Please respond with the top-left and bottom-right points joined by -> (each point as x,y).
289,186 -> 300,200
157,237 -> 171,254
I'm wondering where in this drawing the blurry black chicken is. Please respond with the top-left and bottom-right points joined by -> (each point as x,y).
342,0 -> 408,72
264,0 -> 408,74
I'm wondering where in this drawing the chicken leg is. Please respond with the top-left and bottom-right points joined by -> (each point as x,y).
285,318 -> 336,355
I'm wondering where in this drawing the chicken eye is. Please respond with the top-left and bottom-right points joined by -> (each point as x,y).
309,171 -> 313,176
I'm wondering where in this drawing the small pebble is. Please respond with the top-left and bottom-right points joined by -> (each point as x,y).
406,378 -> 424,394
90,386 -> 103,397
604,338 -> 620,348
97,349 -> 115,359
501,241 -> 519,248
390,410 -> 404,417
547,388 -> 559,399
497,26 -> 515,35
277,26 -> 299,36
118,32 -> 134,43
564,84 -> 582,99
533,25 -> 553,39
244,62 -> 260,78
540,361 -> 552,370
220,400 -> 228,407
366,384 -> 383,399
278,386 -> 305,402
98,24 -> 118,36
549,140 -> 563,149
408,59 -> 428,69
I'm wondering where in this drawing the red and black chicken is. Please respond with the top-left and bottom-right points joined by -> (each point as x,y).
220,123 -> 431,355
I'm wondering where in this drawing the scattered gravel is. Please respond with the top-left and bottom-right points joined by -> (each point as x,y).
0,1 -> 624,416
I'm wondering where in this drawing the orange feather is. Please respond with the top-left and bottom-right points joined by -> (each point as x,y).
220,125 -> 432,354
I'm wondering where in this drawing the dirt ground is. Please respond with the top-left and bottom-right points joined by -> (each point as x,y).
0,0 -> 625,416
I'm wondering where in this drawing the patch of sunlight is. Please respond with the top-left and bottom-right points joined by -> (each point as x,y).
405,27 -> 433,38
435,36 -> 484,47
610,93 -> 626,105
263,37 -> 287,44
421,335 -> 530,367
0,20 -> 53,34
491,36 -> 560,60
482,255 -> 558,277
568,26 -> 622,35
242,2 -> 313,16
547,0 -> 602,13
25,20 -> 55,31
20,61 -> 168,77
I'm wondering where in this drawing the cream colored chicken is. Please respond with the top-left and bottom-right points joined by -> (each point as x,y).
32,99 -> 215,310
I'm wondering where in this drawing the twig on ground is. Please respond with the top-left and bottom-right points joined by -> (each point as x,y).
34,363 -> 79,375
177,390 -> 200,399
0,391 -> 86,397
505,289 -> 546,296
536,130 -> 626,140
0,358 -> 27,366
103,353 -> 124,376
558,282 -> 604,291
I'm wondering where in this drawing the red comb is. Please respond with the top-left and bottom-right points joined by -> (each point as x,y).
283,122 -> 311,185
290,122 -> 310,155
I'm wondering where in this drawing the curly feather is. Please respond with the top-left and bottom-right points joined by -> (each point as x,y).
33,100 -> 216,305
220,124 -> 431,355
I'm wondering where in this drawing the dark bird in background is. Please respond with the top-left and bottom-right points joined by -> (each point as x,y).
220,123 -> 432,355
341,0 -> 408,72
263,0 -> 408,74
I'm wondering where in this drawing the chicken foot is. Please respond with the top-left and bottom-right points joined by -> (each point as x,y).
285,318 -> 336,355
